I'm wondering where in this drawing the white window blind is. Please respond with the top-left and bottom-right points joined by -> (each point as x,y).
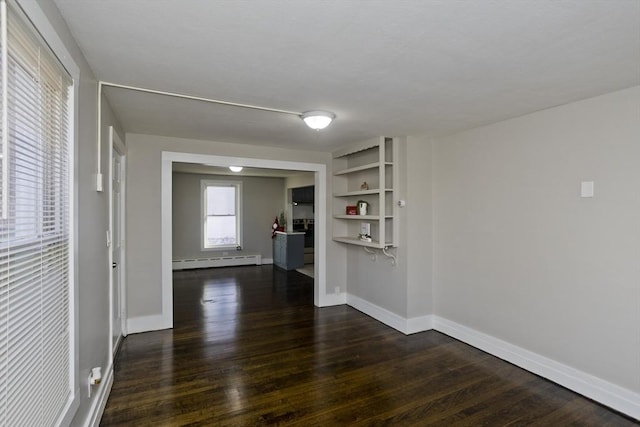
0,0 -> 73,425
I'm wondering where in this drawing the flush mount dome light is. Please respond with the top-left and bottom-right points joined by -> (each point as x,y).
301,111 -> 335,130
229,166 -> 243,172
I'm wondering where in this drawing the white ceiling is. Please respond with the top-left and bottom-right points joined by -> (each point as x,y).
53,0 -> 640,151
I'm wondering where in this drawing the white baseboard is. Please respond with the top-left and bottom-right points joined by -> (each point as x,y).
347,294 -> 414,334
85,363 -> 114,427
432,316 -> 640,421
346,294 -> 433,335
318,292 -> 347,307
172,253 -> 262,270
406,314 -> 434,334
340,296 -> 639,420
127,314 -> 171,334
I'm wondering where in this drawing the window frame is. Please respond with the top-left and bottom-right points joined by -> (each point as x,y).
1,0 -> 79,425
200,179 -> 242,250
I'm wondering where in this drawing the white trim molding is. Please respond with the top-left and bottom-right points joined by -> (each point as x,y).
346,294 -> 432,334
347,294 -> 408,332
321,292 -> 347,307
406,315 -> 434,334
127,315 -> 172,335
433,316 -> 640,420
341,296 -> 639,420
161,151 -> 329,323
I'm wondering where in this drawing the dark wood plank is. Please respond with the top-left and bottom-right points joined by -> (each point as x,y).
100,265 -> 638,426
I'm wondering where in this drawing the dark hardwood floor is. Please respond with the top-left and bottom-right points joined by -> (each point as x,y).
101,265 -> 637,426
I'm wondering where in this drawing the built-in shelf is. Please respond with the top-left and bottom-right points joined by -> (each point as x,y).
332,136 -> 399,248
333,215 -> 392,220
334,162 -> 380,175
333,236 -> 392,248
333,188 -> 392,197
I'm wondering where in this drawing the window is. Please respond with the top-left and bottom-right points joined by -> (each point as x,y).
0,0 -> 74,425
202,180 -> 242,249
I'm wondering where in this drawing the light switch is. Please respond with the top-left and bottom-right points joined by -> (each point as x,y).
580,181 -> 594,198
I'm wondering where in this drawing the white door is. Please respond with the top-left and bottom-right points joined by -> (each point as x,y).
110,127 -> 126,355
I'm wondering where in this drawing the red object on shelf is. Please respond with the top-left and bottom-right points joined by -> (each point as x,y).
346,205 -> 358,215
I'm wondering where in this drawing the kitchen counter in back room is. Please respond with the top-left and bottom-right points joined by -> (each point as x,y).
273,231 -> 305,270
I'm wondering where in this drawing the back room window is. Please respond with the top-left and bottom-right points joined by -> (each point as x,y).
201,180 -> 242,249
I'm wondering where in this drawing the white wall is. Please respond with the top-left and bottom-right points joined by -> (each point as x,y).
433,86 -> 640,394
172,172 -> 285,259
405,136 -> 434,320
126,133 -> 340,320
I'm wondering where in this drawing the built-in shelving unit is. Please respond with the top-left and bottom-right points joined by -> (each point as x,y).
332,136 -> 399,248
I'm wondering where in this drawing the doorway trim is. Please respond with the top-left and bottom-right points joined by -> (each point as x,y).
160,151 -> 328,329
108,126 -> 127,358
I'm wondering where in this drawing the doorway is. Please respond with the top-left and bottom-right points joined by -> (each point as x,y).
109,126 -> 127,355
160,151 -> 328,329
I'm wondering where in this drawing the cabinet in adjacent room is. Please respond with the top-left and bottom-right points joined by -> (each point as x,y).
273,232 -> 305,270
292,186 -> 314,204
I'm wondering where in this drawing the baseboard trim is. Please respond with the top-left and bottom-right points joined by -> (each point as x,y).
346,294 -> 421,334
433,316 -> 640,420
127,314 -> 171,334
172,253 -> 262,270
318,292 -> 347,307
406,314 -> 434,334
340,296 -> 639,419
262,258 -> 273,264
85,363 -> 113,427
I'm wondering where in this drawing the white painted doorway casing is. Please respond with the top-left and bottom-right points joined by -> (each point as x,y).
108,126 -> 127,356
160,151 -> 331,330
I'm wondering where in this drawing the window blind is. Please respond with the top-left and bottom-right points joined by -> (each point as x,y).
0,0 -> 73,425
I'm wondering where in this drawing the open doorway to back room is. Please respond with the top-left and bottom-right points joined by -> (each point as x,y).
160,152 -> 328,330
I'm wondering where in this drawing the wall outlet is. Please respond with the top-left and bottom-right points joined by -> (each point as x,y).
334,286 -> 340,294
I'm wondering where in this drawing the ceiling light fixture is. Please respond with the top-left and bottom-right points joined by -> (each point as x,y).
95,81 -> 337,190
229,166 -> 243,172
301,111 -> 335,130
100,81 -> 337,131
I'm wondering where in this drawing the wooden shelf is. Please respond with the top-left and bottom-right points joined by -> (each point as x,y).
332,236 -> 391,249
333,189 -> 392,197
332,136 -> 399,248
334,162 -> 380,175
333,215 -> 392,220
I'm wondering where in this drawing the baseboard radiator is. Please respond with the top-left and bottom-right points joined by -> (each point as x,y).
173,253 -> 262,270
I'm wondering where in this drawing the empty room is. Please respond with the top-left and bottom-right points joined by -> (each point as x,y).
0,0 -> 638,425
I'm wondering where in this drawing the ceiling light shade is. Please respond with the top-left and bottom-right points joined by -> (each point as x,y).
229,166 -> 243,172
301,111 -> 335,130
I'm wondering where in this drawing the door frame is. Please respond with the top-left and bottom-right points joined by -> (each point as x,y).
108,126 -> 127,357
159,151 -> 330,330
